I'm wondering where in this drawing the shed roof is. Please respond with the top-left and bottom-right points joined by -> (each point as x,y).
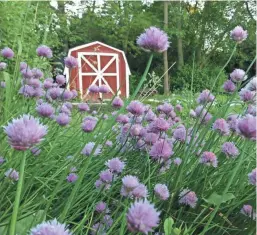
67,41 -> 131,75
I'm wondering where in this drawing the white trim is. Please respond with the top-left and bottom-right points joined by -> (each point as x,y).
126,71 -> 129,98
78,54 -> 83,99
115,54 -> 120,96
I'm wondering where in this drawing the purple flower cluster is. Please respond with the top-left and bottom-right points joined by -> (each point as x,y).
200,151 -> 218,167
4,115 -> 47,150
197,90 -> 215,104
230,26 -> 248,43
137,26 -> 169,53
36,45 -> 53,58
1,47 -> 14,59
154,184 -> 170,200
82,116 -> 98,132
179,189 -> 198,208
127,200 -> 160,233
221,142 -> 239,158
213,118 -> 230,136
248,168 -> 256,186
30,219 -> 72,235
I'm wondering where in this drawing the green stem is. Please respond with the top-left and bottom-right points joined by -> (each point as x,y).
200,140 -> 248,235
9,152 -> 26,235
131,53 -> 153,100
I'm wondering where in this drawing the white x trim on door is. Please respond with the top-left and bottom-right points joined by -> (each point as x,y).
78,52 -> 120,99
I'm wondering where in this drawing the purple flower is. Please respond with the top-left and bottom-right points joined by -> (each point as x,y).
245,76 -> 257,91
67,173 -> 78,183
99,85 -> 110,93
174,157 -> 182,166
240,205 -> 256,220
173,125 -> 186,141
150,118 -> 169,132
43,79 -> 53,89
230,69 -> 246,82
227,114 -> 238,132
137,26 -> 169,53
145,109 -> 157,122
31,68 -> 43,79
100,170 -> 113,183
36,103 -> 54,117
175,104 -> 183,112
200,151 -> 218,167
230,26 -> 248,43
91,223 -> 105,235
5,168 -> 19,181
20,62 -> 28,71
239,88 -> 255,103
21,68 -> 33,79
106,157 -> 125,173
1,81 -> 6,88
213,118 -> 230,135
56,75 -> 66,86
144,132 -> 159,144
149,139 -> 173,161
179,189 -> 198,208
31,147 -> 41,156
36,45 -> 53,58
95,201 -> 108,213
64,56 -> 78,68
157,103 -> 173,114
0,62 -> 7,70
56,113 -> 70,126
81,117 -> 97,132
130,124 -> 143,136
112,97 -> 124,108
122,175 -> 139,189
237,114 -> 256,140
127,200 -> 160,234
48,87 -> 62,100
103,215 -> 113,227
71,89 -> 78,98
154,184 -> 169,200
62,90 -> 74,101
116,114 -> 129,124
77,103 -> 90,112
221,142 -> 239,158
4,115 -> 47,150
0,157 -> 5,165
88,84 -> 99,93
60,105 -> 71,116
127,100 -> 145,116
197,89 -> 215,104
81,142 -> 101,156
247,105 -> 256,116
248,168 -> 256,186
1,47 -> 14,59
30,219 -> 72,235
105,140 -> 113,147
132,184 -> 148,199
223,80 -> 236,93
64,102 -> 73,110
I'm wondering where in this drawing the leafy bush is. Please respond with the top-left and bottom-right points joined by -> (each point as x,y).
171,64 -> 228,92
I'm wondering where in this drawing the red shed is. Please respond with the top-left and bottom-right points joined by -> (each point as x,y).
65,41 -> 130,100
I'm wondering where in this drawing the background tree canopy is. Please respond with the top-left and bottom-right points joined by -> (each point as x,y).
0,0 -> 255,93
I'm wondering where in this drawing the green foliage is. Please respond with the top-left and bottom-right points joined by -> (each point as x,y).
171,64 -> 227,92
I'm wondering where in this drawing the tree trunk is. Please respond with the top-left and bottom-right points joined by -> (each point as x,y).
163,1 -> 169,95
177,2 -> 184,70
